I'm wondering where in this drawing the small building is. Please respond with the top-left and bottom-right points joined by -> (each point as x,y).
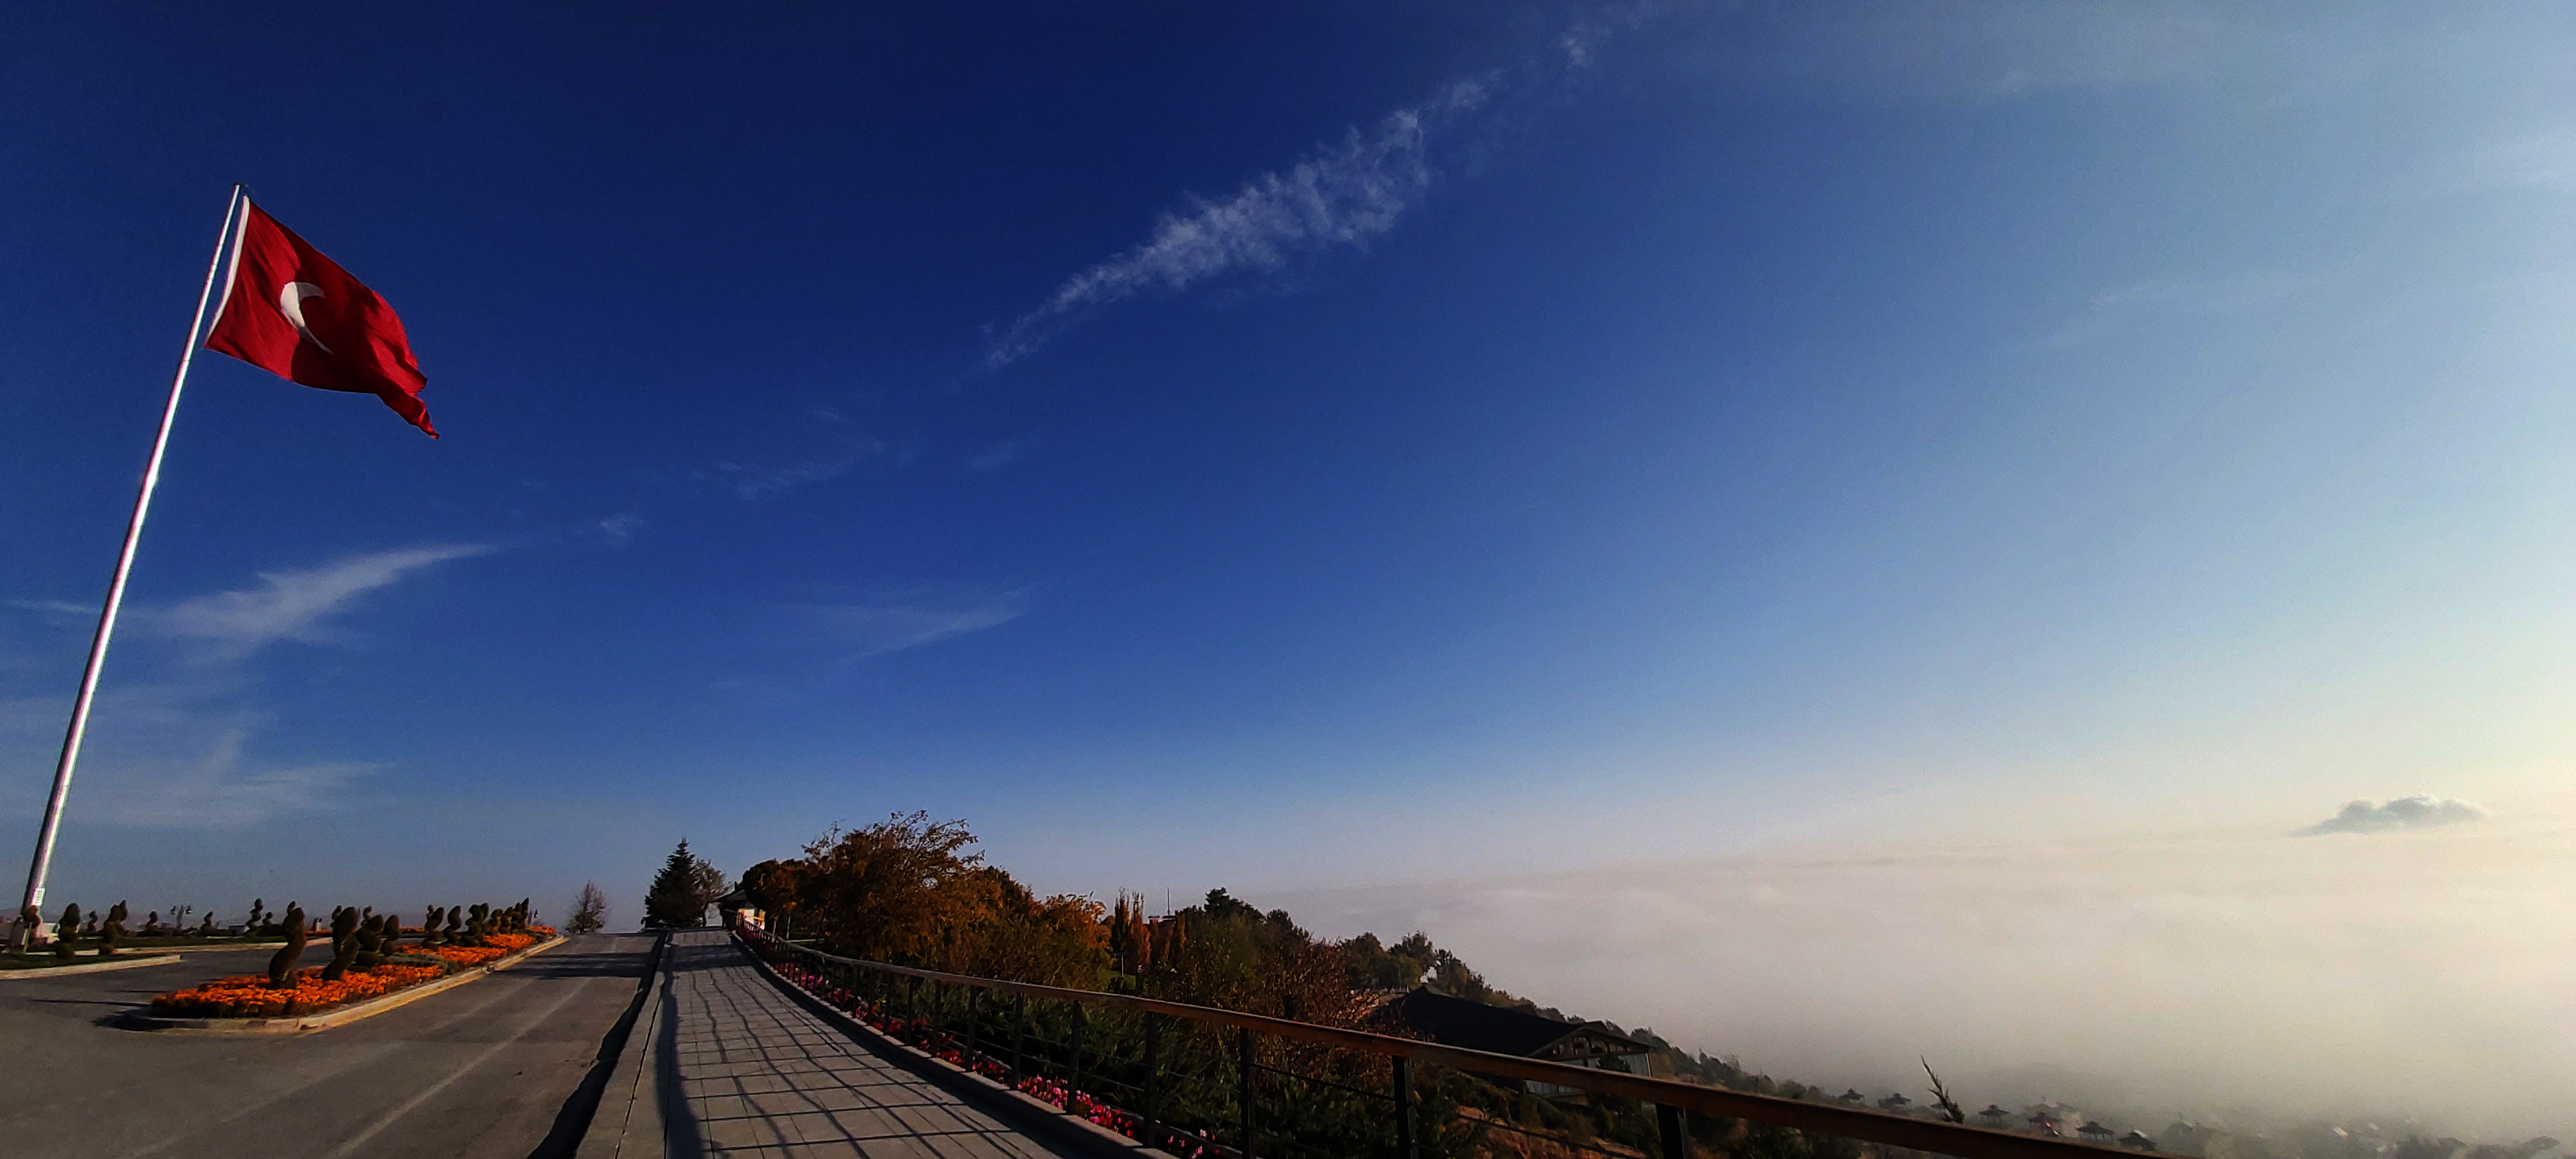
2081,1123 -> 2118,1144
1374,988 -> 1654,1097
2122,1131 -> 2161,1150
1982,1105 -> 2013,1127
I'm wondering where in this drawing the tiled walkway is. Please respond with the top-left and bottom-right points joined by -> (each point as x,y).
656,931 -> 1074,1159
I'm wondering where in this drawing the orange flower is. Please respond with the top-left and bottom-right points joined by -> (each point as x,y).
149,964 -> 445,1018
147,922 -> 553,1018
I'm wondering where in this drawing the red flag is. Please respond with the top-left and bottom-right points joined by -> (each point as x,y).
207,200 -> 436,437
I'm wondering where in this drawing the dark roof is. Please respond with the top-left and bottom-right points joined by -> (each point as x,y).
1374,988 -> 1653,1060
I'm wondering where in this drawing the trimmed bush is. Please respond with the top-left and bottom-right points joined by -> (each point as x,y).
320,907 -> 360,981
267,904 -> 308,988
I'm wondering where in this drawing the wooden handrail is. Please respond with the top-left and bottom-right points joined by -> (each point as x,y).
747,932 -> 2136,1159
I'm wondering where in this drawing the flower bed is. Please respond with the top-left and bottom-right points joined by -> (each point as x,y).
417,928 -> 552,969
149,963 -> 444,1018
143,924 -> 557,1019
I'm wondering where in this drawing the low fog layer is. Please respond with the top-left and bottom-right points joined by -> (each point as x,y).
1275,815 -> 2574,1139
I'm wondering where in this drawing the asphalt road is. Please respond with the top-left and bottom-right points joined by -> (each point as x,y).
0,932 -> 657,1159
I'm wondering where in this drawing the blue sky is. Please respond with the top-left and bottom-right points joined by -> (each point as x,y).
6,2 -> 2576,932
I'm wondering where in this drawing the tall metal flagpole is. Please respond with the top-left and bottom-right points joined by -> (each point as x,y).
14,184 -> 244,930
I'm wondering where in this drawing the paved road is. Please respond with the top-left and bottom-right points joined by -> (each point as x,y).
627,930 -> 1073,1158
0,932 -> 656,1159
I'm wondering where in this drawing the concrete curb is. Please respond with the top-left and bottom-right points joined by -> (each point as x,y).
118,935 -> 566,1033
736,936 -> 1179,1159
569,932 -> 671,1159
0,953 -> 182,979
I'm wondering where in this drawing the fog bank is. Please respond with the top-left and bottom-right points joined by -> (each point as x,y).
1275,818 -> 2575,1139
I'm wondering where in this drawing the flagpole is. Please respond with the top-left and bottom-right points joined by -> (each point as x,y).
13,184 -> 244,932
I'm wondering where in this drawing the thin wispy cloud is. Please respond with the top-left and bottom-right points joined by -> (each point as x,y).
2300,795 -> 2487,836
705,436 -> 889,500
2466,127 -> 2576,192
158,544 -> 494,657
984,76 -> 1502,369
82,724 -> 375,828
595,512 -> 646,546
794,591 -> 1030,658
964,438 -> 1033,472
2,544 -> 491,828
2048,269 -> 2323,347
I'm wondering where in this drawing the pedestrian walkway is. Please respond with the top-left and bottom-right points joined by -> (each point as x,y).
643,930 -> 1076,1159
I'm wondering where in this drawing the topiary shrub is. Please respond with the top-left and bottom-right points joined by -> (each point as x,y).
54,904 -> 81,961
267,903 -> 308,988
354,914 -> 388,972
99,902 -> 129,957
9,905 -> 37,956
443,906 -> 462,944
320,907 -> 360,981
421,906 -> 444,947
199,912 -> 215,936
462,902 -> 489,947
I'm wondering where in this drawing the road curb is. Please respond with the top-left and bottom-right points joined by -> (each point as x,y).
736,934 -> 1177,1159
574,932 -> 672,1159
117,935 -> 566,1033
0,953 -> 181,979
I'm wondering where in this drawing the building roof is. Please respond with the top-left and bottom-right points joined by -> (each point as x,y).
1375,988 -> 1653,1060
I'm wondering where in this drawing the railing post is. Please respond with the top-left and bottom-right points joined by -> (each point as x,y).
1012,995 -> 1027,1079
1392,1056 -> 1416,1159
965,988 -> 981,1070
1658,1103 -> 1690,1159
1069,1003 -> 1088,1092
1142,1012 -> 1162,1150
1237,1026 -> 1256,1159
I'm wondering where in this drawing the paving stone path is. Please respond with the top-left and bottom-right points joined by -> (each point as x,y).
636,930 -> 1076,1159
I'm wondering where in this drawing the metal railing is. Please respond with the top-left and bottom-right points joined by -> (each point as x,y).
736,922 -> 2137,1159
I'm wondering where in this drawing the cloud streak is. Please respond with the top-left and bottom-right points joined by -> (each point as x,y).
986,77 -> 1496,369
2048,269 -> 2323,347
794,592 -> 1029,658
2,544 -> 492,828
964,438 -> 1033,472
157,544 -> 494,657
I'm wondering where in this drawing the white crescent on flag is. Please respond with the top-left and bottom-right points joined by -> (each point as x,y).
278,280 -> 332,353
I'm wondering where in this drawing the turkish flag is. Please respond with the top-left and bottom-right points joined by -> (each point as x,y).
206,200 -> 436,437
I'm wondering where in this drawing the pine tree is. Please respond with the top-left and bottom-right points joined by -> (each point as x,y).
645,838 -> 719,928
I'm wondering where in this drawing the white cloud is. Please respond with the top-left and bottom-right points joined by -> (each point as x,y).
986,77 -> 1496,369
2300,794 -> 2487,835
1,544 -> 490,828
595,512 -> 646,546
157,544 -> 493,657
796,592 -> 1029,658
79,724 -> 374,828
964,438 -> 1032,472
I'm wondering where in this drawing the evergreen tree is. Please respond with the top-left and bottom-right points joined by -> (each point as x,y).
645,838 -> 720,928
